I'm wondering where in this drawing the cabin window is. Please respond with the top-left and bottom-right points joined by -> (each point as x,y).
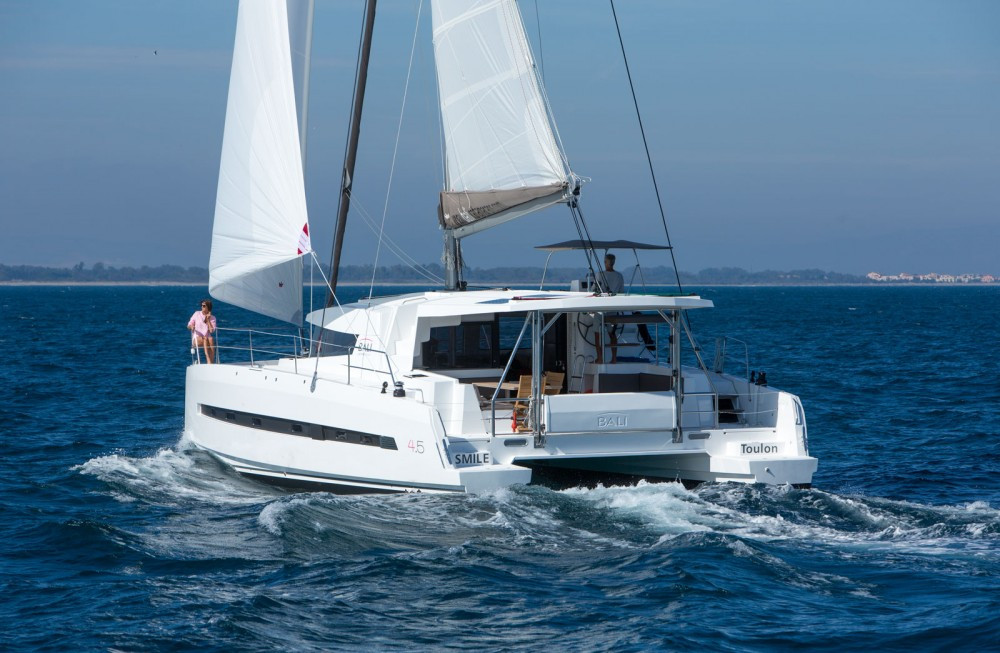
314,328 -> 358,355
422,321 -> 495,369
417,314 -> 567,376
497,315 -> 534,351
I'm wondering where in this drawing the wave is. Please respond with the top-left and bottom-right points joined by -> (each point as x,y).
246,480 -> 999,568
568,481 -> 1000,555
76,439 -> 998,565
76,438 -> 278,508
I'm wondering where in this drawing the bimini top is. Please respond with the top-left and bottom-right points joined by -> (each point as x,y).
535,239 -> 672,251
307,289 -> 712,330
412,289 -> 709,317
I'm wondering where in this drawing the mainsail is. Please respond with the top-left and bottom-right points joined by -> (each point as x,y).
432,0 -> 571,237
210,0 -> 312,324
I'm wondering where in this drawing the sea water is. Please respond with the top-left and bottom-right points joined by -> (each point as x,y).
1,285 -> 998,651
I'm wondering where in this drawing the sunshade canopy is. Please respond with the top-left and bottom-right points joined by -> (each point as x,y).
535,239 -> 672,251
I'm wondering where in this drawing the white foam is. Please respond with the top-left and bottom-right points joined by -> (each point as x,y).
76,441 -> 273,507
258,495 -> 320,536
563,483 -> 1000,557
76,443 -> 1000,561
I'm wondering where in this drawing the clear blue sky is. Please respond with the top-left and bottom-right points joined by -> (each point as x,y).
1,0 -> 998,275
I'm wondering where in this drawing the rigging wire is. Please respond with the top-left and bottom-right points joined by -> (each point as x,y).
307,250 -> 345,383
349,191 -> 445,285
521,8 -> 571,177
308,254 -> 314,342
571,201 -> 610,292
306,251 -> 393,387
319,0 -> 441,297
609,0 -> 683,293
415,0 -> 444,220
520,0 -> 599,288
325,0 -> 370,287
533,0 -> 545,82
567,205 -> 599,290
497,2 -> 553,189
368,0 -> 425,301
312,2 -> 370,356
434,39 -> 446,200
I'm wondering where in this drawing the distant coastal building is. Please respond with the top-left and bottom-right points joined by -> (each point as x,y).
866,271 -> 997,283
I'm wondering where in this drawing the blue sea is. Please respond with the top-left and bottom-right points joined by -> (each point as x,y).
2,285 -> 999,651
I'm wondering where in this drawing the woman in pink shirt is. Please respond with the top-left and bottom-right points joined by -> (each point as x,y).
188,299 -> 217,363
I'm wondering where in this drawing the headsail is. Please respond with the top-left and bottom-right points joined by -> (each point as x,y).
210,0 -> 312,324
432,0 -> 571,237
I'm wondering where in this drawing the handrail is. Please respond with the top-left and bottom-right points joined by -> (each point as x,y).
682,390 -> 719,430
480,388 -> 777,437
191,326 -> 398,386
714,336 -> 750,381
190,332 -> 218,365
491,315 -> 531,437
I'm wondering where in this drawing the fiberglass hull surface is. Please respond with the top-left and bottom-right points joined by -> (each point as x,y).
184,362 -> 816,493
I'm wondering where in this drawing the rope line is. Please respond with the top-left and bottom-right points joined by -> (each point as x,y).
349,190 -> 445,285
324,0 -> 370,283
533,0 -> 545,81
609,0 -> 683,293
369,0 -> 425,300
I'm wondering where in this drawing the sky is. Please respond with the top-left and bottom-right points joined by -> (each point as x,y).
1,0 -> 998,276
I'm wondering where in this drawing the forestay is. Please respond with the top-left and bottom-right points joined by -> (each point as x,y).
432,0 -> 571,237
210,0 -> 312,324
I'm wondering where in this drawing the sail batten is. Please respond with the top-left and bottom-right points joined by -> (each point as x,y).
210,0 -> 311,324
432,0 -> 570,232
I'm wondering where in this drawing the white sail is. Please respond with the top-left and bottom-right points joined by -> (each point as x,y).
432,0 -> 570,237
286,0 -> 314,158
210,0 -> 312,324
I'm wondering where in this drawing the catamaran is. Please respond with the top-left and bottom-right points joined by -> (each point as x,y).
184,0 -> 817,494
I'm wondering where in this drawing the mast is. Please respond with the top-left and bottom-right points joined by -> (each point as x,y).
444,231 -> 461,290
326,0 -> 377,307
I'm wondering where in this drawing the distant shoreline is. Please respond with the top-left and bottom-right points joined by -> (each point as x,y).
6,263 -> 994,287
0,281 -> 426,287
0,281 -> 207,287
1,281 -> 995,288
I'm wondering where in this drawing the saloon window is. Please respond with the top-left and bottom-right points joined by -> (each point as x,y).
498,315 -> 533,350
421,321 -> 495,369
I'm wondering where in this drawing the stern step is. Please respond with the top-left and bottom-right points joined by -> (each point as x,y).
718,395 -> 743,424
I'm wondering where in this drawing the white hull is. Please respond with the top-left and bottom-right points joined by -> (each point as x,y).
194,5 -> 818,496
185,361 -> 531,494
185,309 -> 817,494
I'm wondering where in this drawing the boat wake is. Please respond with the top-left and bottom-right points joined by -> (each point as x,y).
76,438 -> 280,508
246,481 -> 1000,563
77,445 -> 997,564
68,443 -> 999,651
568,482 -> 999,556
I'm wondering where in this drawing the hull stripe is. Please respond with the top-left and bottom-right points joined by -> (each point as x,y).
198,446 -> 467,493
200,403 -> 397,450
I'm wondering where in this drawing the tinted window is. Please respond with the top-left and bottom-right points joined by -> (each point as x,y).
422,322 -> 494,369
